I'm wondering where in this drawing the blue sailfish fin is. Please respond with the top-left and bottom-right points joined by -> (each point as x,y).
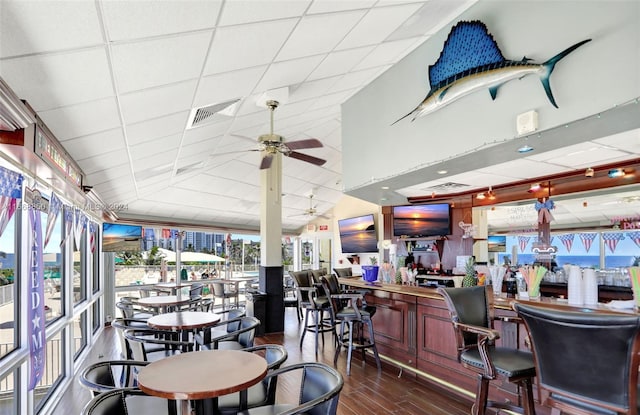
489,86 -> 500,100
428,21 -> 505,88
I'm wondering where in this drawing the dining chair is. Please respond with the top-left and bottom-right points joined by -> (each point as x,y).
332,267 -> 353,278
290,270 -> 332,355
79,360 -> 150,396
116,299 -> 155,320
81,388 -> 171,415
437,286 -> 537,415
111,318 -> 166,361
321,274 -> 381,376
514,302 -> 640,415
193,308 -> 245,349
215,344 -> 289,414
195,315 -> 260,350
237,362 -> 344,415
123,327 -> 194,360
211,280 -> 238,310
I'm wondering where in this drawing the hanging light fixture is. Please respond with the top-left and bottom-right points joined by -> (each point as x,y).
528,183 -> 541,193
476,192 -> 486,200
487,186 -> 496,200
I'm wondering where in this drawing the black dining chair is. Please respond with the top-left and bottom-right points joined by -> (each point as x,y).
79,360 -> 150,397
81,388 -> 171,415
195,316 -> 260,350
215,344 -> 289,414
237,362 -> 344,415
123,327 -> 194,360
514,302 -> 640,415
438,286 -> 537,415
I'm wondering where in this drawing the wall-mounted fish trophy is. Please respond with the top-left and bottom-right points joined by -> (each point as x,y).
393,21 -> 591,124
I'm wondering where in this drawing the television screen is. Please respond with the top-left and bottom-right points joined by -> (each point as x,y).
392,204 -> 451,238
338,214 -> 378,253
487,235 -> 507,252
102,223 -> 142,252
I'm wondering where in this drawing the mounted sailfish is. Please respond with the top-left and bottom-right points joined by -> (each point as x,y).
393,21 -> 591,124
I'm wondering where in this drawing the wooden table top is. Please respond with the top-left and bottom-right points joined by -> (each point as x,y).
137,295 -> 191,308
137,350 -> 268,401
147,311 -> 221,331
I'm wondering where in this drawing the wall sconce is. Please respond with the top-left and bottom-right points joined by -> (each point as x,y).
584,167 -> 594,177
476,192 -> 486,200
608,168 -> 625,178
528,183 -> 541,193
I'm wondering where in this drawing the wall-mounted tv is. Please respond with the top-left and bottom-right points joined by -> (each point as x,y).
392,203 -> 451,238
487,235 -> 507,252
102,223 -> 142,252
338,214 -> 378,253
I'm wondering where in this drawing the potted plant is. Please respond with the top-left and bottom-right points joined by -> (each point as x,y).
462,256 -> 476,287
362,256 -> 379,283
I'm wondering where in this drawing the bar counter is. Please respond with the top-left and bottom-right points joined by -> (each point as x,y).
338,277 -> 638,415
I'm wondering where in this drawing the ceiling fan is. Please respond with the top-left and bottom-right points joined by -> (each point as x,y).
290,194 -> 331,219
252,100 -> 327,170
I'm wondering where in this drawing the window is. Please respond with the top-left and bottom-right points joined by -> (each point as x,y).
43,198 -> 63,324
0,370 -> 16,415
73,310 -> 87,360
33,329 -> 65,412
0,196 -> 18,359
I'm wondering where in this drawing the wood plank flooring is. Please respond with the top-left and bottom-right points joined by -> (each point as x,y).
55,307 -> 472,414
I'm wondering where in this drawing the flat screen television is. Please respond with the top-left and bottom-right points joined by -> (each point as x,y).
487,235 -> 507,252
102,223 -> 143,252
392,203 -> 451,238
338,214 -> 378,253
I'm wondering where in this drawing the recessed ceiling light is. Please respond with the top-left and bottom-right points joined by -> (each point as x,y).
437,170 -> 448,175
518,145 -> 534,153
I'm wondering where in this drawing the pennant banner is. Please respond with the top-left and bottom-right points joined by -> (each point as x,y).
44,193 -> 62,249
579,233 -> 597,253
162,228 -> 171,239
557,233 -> 575,252
0,165 -> 23,199
518,236 -> 530,252
89,222 -> 96,253
0,196 -> 17,239
28,207 -> 46,390
602,232 -> 625,253
73,208 -> 88,250
627,231 -> 640,249
60,205 -> 74,247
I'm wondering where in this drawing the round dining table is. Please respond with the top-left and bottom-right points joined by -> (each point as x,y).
155,280 -> 194,295
147,311 -> 221,349
137,349 -> 268,415
136,294 -> 191,313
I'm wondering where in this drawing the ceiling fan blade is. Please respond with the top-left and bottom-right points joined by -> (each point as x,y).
260,154 -> 274,169
286,151 -> 326,166
284,138 -> 323,150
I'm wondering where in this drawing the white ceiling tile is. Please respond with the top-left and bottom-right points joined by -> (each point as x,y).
593,128 -> 640,153
194,66 -> 267,107
256,55 -> 325,92
478,159 -> 572,179
133,151 -> 180,173
182,119 -> 234,146
78,149 -> 131,175
218,0 -> 310,26
351,38 -> 420,71
306,46 -> 375,80
125,111 -> 190,146
385,0 -> 472,41
111,32 -> 212,93
0,48 -> 113,112
326,67 -> 385,94
528,142 -> 631,168
120,80 -> 198,125
336,3 -> 422,50
62,128 -> 126,162
129,134 -> 181,161
101,0 -> 222,41
38,97 -> 121,140
87,166 -> 133,188
276,11 -> 366,61
307,0 -> 376,14
204,19 -> 297,75
307,91 -> 355,112
0,1 -> 102,57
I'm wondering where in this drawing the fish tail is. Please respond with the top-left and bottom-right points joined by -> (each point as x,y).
540,39 -> 591,107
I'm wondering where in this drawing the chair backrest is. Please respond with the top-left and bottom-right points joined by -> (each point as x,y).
234,316 -> 260,348
79,360 -> 150,396
115,301 -> 135,319
437,286 -> 494,351
220,308 -> 245,334
263,362 -> 343,415
290,270 -> 313,305
311,268 -> 327,284
332,267 -> 353,278
81,389 -> 168,415
320,275 -> 344,314
514,303 -> 640,413
189,283 -> 204,298
123,327 -> 193,360
211,281 -> 226,297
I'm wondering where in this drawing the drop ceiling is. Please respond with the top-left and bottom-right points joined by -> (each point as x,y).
0,0 -> 638,234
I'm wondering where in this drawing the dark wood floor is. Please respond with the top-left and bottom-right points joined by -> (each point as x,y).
56,307 -> 472,414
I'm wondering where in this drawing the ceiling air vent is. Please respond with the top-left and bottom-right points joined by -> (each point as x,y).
426,182 -> 470,191
187,98 -> 240,129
